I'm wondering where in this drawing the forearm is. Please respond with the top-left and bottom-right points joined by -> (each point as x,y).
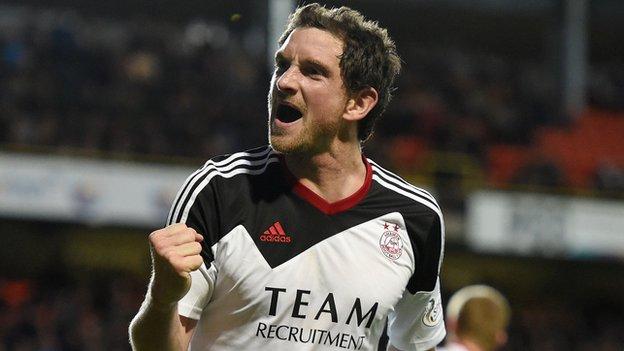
130,224 -> 203,350
129,296 -> 187,351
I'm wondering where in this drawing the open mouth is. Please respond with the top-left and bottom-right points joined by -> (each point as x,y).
276,103 -> 303,123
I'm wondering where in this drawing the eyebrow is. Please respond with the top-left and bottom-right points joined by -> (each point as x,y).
274,52 -> 332,76
303,58 -> 331,76
274,52 -> 287,63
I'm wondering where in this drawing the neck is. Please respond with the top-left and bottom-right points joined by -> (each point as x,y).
283,142 -> 366,203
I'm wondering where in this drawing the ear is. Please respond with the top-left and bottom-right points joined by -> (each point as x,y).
343,87 -> 378,122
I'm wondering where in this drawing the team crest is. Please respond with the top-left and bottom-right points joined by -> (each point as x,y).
379,222 -> 403,260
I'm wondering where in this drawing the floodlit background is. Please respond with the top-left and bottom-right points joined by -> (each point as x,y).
1,0 -> 623,350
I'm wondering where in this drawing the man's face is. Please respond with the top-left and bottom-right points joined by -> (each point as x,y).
268,27 -> 350,154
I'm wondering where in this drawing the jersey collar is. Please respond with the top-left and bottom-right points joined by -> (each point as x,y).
279,155 -> 373,215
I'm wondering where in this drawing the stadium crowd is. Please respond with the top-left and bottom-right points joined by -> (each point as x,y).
0,276 -> 142,351
1,6 -> 623,197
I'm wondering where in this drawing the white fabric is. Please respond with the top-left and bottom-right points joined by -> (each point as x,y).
179,214 -> 445,350
177,262 -> 218,320
387,279 -> 446,351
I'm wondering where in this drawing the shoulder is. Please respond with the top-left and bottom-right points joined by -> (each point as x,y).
200,145 -> 278,177
366,162 -> 445,293
167,146 -> 279,224
183,145 -> 279,194
193,145 -> 280,187
367,158 -> 441,218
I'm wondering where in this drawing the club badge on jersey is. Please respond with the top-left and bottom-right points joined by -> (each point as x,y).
379,222 -> 403,260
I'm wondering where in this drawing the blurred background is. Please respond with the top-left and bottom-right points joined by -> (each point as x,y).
0,0 -> 623,350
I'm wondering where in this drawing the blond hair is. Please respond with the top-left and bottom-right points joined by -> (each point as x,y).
446,285 -> 511,351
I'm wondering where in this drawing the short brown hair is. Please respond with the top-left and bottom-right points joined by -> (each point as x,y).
279,3 -> 401,142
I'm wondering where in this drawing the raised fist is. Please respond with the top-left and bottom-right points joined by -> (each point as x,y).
147,223 -> 204,306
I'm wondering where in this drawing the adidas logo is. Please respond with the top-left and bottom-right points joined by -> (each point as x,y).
260,221 -> 292,243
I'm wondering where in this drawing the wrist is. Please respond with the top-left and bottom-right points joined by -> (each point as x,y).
145,289 -> 178,313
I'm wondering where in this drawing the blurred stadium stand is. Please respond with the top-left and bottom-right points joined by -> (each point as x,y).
0,0 -> 623,350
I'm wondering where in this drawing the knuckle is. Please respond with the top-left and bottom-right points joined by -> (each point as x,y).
148,230 -> 160,242
182,231 -> 195,243
173,228 -> 192,241
170,223 -> 187,231
185,228 -> 197,238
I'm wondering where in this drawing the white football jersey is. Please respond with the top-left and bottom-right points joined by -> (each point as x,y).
167,146 -> 446,350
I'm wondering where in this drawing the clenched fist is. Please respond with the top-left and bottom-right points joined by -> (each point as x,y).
148,223 -> 204,307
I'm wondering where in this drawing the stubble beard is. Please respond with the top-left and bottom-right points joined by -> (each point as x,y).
270,118 -> 345,157
266,84 -> 342,156
269,120 -> 315,155
267,87 -> 316,155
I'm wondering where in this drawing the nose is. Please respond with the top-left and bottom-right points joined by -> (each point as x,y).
276,66 -> 298,95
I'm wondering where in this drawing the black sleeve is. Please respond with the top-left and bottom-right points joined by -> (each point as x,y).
184,181 -> 222,264
406,212 -> 444,294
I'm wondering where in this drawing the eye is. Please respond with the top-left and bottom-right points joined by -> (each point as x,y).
302,66 -> 323,78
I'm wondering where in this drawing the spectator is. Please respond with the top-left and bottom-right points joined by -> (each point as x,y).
441,285 -> 511,351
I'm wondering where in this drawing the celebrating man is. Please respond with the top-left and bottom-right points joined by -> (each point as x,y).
130,4 -> 446,350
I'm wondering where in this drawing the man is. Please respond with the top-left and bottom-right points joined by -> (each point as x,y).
440,285 -> 511,351
129,4 -> 445,350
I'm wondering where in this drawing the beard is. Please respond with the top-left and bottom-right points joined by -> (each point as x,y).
266,80 -> 344,155
269,119 -> 321,155
268,112 -> 343,156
